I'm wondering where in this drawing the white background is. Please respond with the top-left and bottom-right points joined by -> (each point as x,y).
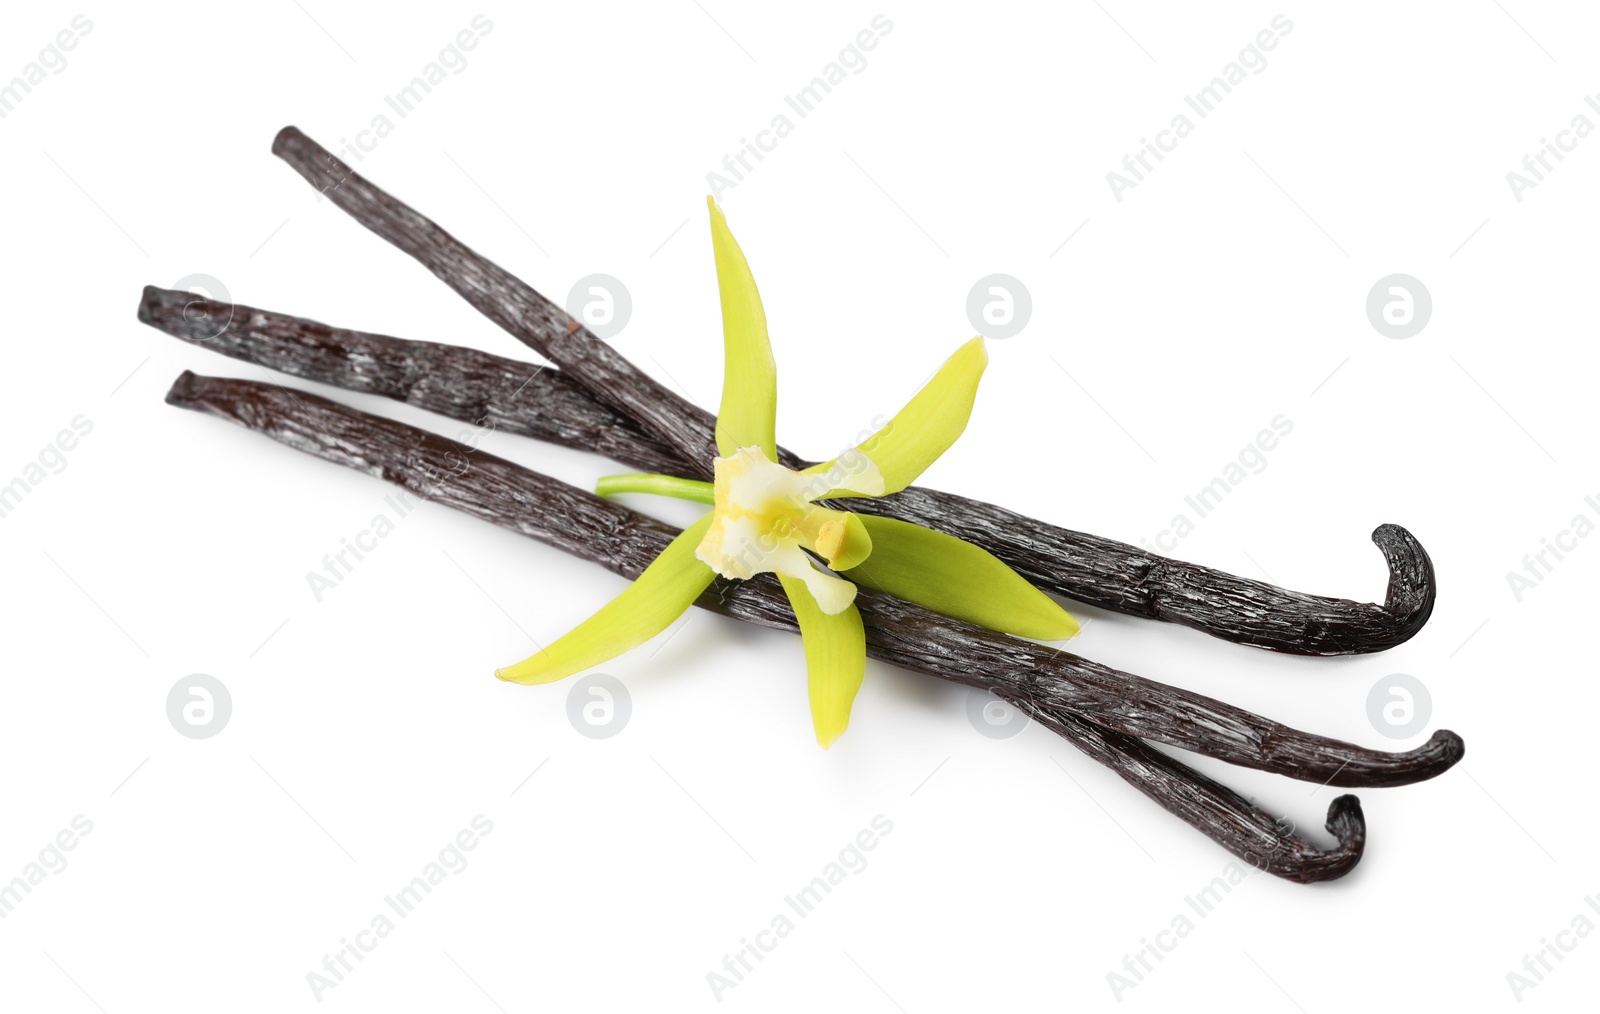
1,2 -> 1595,1010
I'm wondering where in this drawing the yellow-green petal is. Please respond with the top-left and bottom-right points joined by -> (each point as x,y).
843,514 -> 1079,641
496,515 -> 717,685
779,575 -> 867,749
708,197 -> 777,459
810,335 -> 988,497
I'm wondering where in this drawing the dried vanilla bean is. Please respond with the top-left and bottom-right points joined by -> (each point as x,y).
157,368 -> 1461,786
164,369 -> 1372,882
137,286 -> 684,475
161,369 -> 1461,788
141,274 -> 1435,658
1018,703 -> 1366,884
271,127 -> 720,478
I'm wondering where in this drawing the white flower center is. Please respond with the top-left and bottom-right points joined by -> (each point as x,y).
694,446 -> 865,614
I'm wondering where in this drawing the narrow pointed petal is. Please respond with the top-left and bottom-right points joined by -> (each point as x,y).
813,336 -> 988,497
708,197 -> 778,458
497,515 -> 717,685
843,515 -> 1079,641
779,575 -> 866,749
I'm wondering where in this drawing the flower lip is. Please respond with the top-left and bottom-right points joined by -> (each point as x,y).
694,445 -> 869,615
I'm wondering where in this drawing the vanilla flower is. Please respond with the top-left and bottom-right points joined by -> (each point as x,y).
497,199 -> 1078,746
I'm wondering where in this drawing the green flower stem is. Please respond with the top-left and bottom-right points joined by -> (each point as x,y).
595,472 -> 714,504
